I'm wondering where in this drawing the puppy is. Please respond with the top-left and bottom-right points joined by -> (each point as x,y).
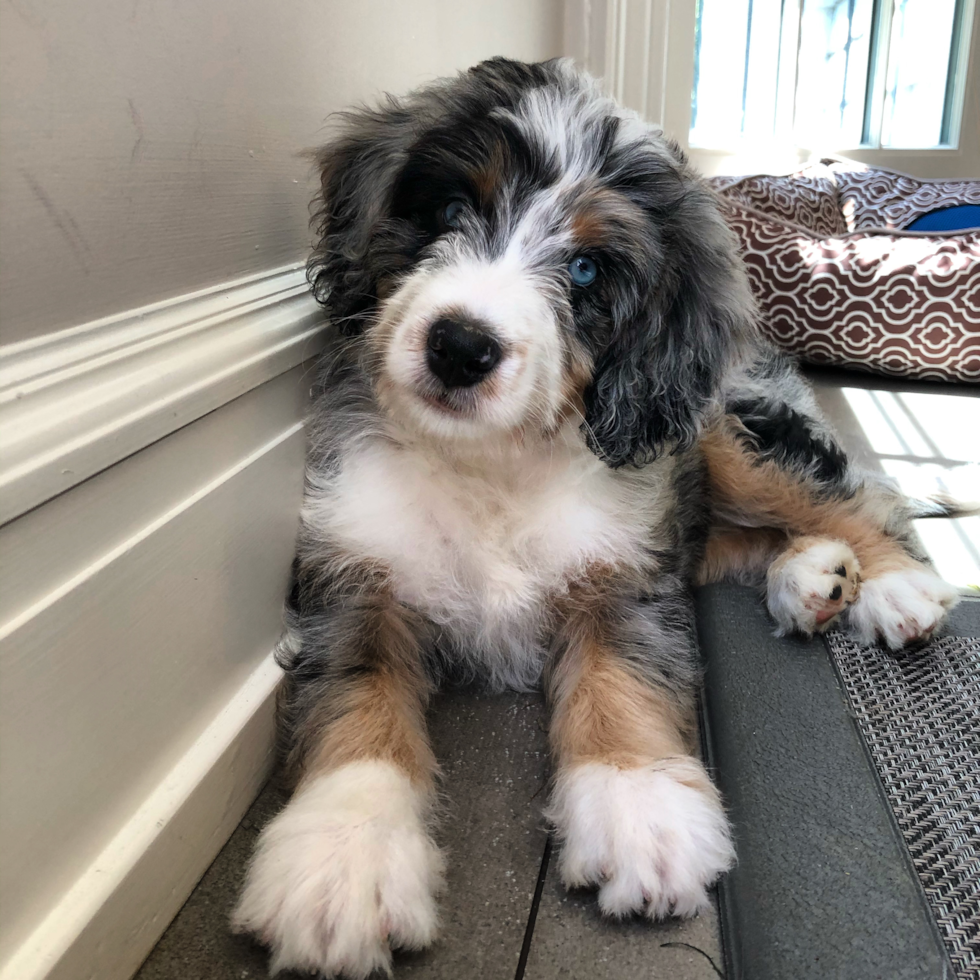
232,58 -> 960,977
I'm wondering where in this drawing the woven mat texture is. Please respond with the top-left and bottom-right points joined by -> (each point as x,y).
825,630 -> 980,980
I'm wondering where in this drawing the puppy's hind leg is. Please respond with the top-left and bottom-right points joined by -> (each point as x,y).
697,526 -> 788,586
544,572 -> 735,921
702,422 -> 958,648
232,587 -> 443,980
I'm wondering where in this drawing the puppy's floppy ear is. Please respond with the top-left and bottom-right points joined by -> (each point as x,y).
307,100 -> 417,335
583,177 -> 755,467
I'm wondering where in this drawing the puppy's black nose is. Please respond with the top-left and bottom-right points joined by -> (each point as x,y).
426,317 -> 502,388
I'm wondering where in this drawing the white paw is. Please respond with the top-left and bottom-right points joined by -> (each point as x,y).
847,567 -> 959,650
231,760 -> 444,979
545,760 -> 734,920
767,538 -> 861,636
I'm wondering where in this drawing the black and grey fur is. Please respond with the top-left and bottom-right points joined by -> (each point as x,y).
232,58 -> 961,980
308,57 -> 754,466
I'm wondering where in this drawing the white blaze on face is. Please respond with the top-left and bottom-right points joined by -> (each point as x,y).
373,77 -> 647,443
379,252 -> 567,438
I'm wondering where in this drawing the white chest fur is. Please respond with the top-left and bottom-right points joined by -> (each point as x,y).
305,431 -> 671,683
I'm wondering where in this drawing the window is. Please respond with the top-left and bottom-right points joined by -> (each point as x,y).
690,0 -> 974,151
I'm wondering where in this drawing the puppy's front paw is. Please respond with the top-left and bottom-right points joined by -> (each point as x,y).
767,537 -> 861,636
231,760 -> 444,979
848,567 -> 959,649
546,759 -> 734,920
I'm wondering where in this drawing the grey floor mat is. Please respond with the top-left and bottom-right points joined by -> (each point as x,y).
825,620 -> 980,980
696,583 -> 956,980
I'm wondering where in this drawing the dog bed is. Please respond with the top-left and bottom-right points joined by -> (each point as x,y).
710,163 -> 980,383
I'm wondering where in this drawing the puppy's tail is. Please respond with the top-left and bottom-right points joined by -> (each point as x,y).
909,492 -> 980,519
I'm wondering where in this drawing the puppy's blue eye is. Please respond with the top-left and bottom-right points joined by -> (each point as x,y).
442,200 -> 467,229
568,255 -> 597,286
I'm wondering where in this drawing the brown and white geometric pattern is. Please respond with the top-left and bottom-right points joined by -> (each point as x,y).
711,170 -> 848,237
820,161 -> 980,232
825,630 -> 980,980
717,199 -> 980,382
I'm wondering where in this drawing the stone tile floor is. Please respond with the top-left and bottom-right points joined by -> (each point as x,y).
135,367 -> 978,980
134,688 -> 723,980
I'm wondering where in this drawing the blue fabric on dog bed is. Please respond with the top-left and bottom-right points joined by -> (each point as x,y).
906,204 -> 980,232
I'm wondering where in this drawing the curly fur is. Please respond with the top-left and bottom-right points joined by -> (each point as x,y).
235,58 -> 961,979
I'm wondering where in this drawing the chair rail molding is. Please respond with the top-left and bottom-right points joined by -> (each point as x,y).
0,264 -> 326,526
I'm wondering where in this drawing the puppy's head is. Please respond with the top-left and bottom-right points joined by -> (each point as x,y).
309,58 -> 754,465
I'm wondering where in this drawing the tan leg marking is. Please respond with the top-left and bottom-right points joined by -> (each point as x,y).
298,597 -> 437,793
698,526 -> 789,584
549,634 -> 691,769
548,574 -> 694,769
700,424 -> 922,580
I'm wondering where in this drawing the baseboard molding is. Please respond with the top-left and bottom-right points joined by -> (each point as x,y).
0,264 -> 326,525
0,654 -> 282,980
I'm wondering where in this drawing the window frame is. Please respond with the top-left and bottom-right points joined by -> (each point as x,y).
566,0 -> 980,178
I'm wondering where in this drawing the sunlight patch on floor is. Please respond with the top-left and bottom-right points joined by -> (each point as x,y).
836,386 -> 980,592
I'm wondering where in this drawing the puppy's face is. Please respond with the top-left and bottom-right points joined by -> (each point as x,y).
310,59 -> 753,464
371,104 -> 650,443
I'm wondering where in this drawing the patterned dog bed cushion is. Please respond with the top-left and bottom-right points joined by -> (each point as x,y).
711,169 -> 847,237
821,159 -> 980,232
718,198 -> 980,382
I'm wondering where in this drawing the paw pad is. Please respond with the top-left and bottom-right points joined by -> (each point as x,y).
767,537 -> 862,637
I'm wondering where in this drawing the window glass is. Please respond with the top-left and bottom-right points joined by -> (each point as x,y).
794,0 -> 875,147
691,0 -> 783,146
881,0 -> 958,147
689,0 -> 968,150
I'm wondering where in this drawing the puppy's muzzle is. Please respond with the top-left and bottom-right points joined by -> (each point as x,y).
425,316 -> 502,388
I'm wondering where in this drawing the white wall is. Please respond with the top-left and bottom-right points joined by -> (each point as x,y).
0,0 -> 563,346
0,4 -> 562,979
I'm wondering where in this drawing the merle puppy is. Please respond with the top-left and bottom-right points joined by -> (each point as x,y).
232,58 -> 960,978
